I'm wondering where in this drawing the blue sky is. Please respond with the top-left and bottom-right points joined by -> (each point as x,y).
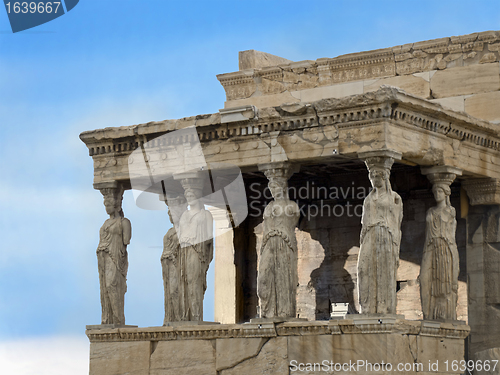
0,0 -> 499,373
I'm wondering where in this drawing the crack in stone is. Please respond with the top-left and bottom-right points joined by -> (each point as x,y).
218,338 -> 270,373
406,335 -> 419,364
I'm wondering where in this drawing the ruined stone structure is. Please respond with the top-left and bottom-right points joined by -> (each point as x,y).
81,31 -> 500,374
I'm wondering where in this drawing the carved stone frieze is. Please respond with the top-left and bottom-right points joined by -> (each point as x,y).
217,31 -> 500,101
463,178 -> 500,205
86,319 -> 470,342
81,87 -> 500,188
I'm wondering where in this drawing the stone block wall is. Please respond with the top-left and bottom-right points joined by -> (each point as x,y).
467,205 -> 500,363
87,319 -> 469,375
218,31 -> 500,123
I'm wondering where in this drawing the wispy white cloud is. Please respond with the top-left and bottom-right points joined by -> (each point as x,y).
0,335 -> 89,375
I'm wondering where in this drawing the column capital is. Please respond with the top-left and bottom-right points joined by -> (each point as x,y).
258,162 -> 299,180
421,166 -> 462,186
463,178 -> 500,206
173,171 -> 204,180
358,149 -> 402,172
94,181 -> 119,190
173,171 -> 205,191
358,149 -> 402,162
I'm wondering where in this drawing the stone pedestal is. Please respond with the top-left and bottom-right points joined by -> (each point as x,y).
86,319 -> 469,375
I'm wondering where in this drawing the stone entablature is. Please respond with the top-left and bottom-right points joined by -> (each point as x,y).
86,319 -> 470,342
80,87 -> 500,187
217,31 -> 500,102
463,178 -> 500,205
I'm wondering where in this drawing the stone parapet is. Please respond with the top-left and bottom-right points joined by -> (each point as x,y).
87,319 -> 469,375
217,31 -> 500,103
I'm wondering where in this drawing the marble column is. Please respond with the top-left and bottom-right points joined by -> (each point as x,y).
210,207 -> 238,324
257,162 -> 300,318
463,178 -> 500,363
357,150 -> 403,315
420,166 -> 462,321
96,182 -> 131,326
174,173 -> 214,321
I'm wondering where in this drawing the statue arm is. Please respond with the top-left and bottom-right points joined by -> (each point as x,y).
205,210 -> 214,265
423,210 -> 432,250
360,199 -> 369,243
395,194 -> 403,247
451,208 -> 459,292
122,218 -> 132,246
285,201 -> 300,224
205,211 -> 213,240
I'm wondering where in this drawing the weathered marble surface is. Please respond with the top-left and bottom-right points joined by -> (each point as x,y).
161,196 -> 187,324
357,151 -> 403,314
97,185 -> 131,325
177,177 -> 213,321
218,31 -> 500,113
87,319 -> 470,375
466,199 -> 500,357
257,163 -> 300,318
420,167 -> 461,321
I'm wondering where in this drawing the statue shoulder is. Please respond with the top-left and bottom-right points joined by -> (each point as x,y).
285,199 -> 300,214
264,201 -> 275,212
202,208 -> 213,220
392,191 -> 402,203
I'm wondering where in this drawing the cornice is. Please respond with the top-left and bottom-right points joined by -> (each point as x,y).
80,87 -> 500,159
85,319 -> 470,343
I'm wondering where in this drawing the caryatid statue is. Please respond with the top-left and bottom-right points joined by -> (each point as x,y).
257,163 -> 300,318
161,195 -> 187,324
96,184 -> 132,325
420,166 -> 462,321
177,177 -> 213,321
357,151 -> 403,314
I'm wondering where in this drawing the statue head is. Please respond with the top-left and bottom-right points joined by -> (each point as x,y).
263,166 -> 292,201
179,178 -> 204,207
268,177 -> 287,200
163,194 -> 187,226
365,156 -> 394,193
369,168 -> 389,190
101,186 -> 124,217
432,183 -> 451,205
184,187 -> 203,206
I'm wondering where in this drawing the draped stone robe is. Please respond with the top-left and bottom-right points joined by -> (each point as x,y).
97,217 -> 131,325
420,205 -> 459,320
162,226 -> 183,323
357,189 -> 403,314
178,208 -> 213,321
257,199 -> 300,318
